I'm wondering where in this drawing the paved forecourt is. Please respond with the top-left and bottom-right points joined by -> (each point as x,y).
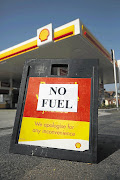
0,109 -> 120,180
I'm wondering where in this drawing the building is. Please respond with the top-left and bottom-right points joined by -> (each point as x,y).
105,91 -> 120,106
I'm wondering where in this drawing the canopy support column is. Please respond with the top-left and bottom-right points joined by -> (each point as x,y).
9,78 -> 13,109
117,60 -> 120,94
112,50 -> 118,108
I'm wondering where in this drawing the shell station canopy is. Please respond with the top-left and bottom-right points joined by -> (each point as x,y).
0,19 -> 118,84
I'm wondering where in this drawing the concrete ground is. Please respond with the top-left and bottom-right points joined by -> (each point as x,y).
0,109 -> 120,180
0,110 -> 16,137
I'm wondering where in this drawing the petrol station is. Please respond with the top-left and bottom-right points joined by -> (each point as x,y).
0,19 -> 119,109
0,19 -> 120,162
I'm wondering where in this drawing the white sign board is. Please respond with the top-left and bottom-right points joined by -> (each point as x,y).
37,23 -> 53,47
37,84 -> 78,112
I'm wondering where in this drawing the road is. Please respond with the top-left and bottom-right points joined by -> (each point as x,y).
0,109 -> 120,180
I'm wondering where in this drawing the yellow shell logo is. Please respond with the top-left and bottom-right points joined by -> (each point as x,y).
39,29 -> 50,42
75,142 -> 81,149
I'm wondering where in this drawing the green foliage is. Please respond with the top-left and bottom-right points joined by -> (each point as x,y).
99,104 -> 120,109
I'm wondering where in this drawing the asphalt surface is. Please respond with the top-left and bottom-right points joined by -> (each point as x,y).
0,109 -> 120,180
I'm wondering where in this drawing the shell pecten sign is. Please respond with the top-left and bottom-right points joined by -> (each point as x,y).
39,29 -> 50,42
37,23 -> 53,46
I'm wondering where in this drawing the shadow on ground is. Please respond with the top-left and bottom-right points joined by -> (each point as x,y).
98,134 -> 120,163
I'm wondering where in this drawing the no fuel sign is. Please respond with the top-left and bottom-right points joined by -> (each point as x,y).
37,84 -> 78,112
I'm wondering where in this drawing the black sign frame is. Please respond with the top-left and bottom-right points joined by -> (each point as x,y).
10,59 -> 98,163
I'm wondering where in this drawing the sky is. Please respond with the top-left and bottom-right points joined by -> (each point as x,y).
0,0 -> 120,91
